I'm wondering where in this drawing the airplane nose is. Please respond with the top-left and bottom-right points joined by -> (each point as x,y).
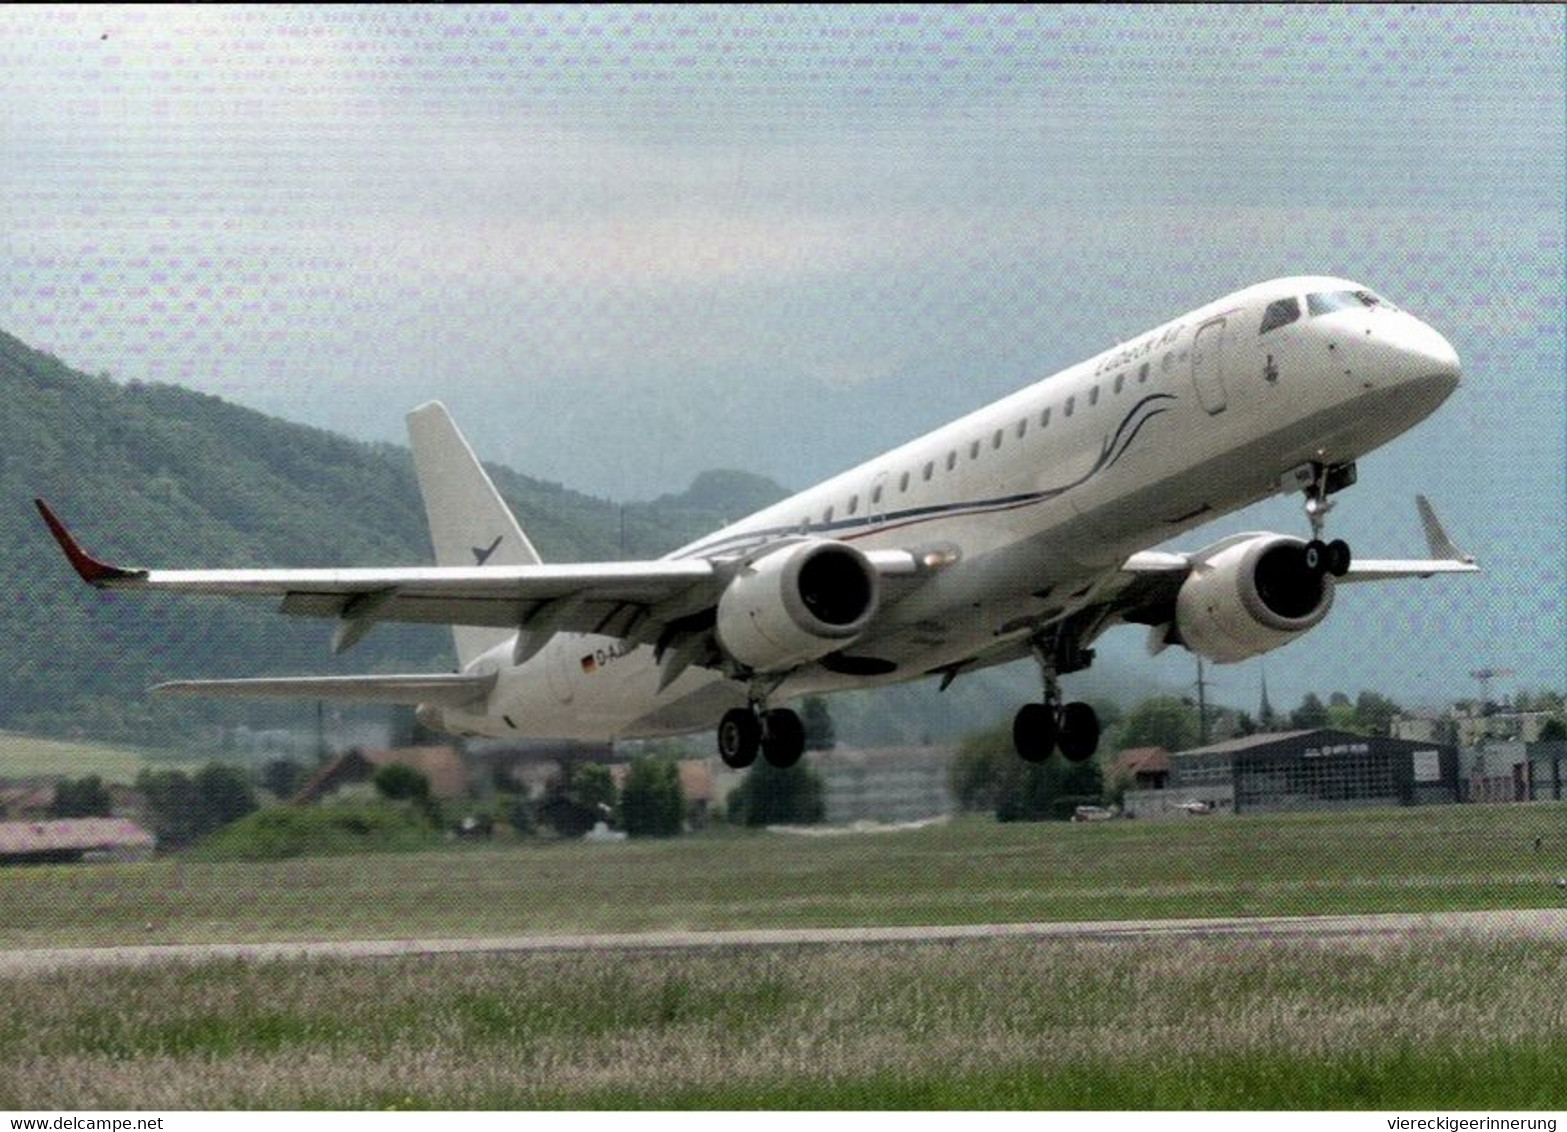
1416,324 -> 1461,385
1390,318 -> 1461,395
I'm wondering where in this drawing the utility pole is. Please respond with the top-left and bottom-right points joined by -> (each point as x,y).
1470,667 -> 1515,711
1195,658 -> 1211,746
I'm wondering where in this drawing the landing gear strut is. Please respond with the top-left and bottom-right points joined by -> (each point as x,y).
1012,640 -> 1100,763
1302,462 -> 1353,578
717,691 -> 805,770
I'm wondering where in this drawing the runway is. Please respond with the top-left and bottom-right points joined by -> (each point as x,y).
2,907 -> 1563,976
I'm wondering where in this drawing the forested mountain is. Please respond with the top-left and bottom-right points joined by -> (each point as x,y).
0,331 -> 786,743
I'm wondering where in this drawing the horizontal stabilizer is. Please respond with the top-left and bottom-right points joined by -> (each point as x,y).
151,672 -> 496,707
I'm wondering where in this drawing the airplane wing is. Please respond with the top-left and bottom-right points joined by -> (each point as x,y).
36,500 -> 921,668
1108,494 -> 1477,630
153,672 -> 497,706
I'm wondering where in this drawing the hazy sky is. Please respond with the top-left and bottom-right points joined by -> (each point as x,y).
2,5 -> 1562,711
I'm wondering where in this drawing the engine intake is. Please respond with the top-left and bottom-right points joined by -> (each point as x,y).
716,540 -> 879,672
1175,534 -> 1334,663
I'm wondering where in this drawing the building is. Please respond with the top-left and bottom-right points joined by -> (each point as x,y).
1459,740 -> 1567,804
1527,741 -> 1567,801
0,818 -> 155,865
1394,706 -> 1559,748
293,746 -> 471,803
813,746 -> 954,824
1127,730 -> 1458,817
0,782 -> 56,821
1108,747 -> 1170,791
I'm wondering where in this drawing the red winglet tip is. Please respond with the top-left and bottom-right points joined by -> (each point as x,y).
34,499 -> 141,586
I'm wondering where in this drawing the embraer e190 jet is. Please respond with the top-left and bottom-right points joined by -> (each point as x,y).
39,277 -> 1476,769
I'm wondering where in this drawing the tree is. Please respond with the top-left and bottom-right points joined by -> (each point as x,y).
503,793 -> 535,836
1326,703 -> 1365,735
801,696 -> 837,751
135,762 -> 257,847
195,763 -> 258,829
49,775 -> 112,818
1540,717 -> 1567,742
1115,696 -> 1201,753
568,763 -> 617,817
259,758 -> 305,800
373,762 -> 431,804
1290,693 -> 1329,730
136,768 -> 202,847
727,760 -> 825,827
618,757 -> 684,838
949,725 -> 1012,812
1354,691 -> 1403,737
991,745 -> 1105,823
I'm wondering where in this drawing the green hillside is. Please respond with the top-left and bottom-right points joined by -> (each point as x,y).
0,330 -> 786,744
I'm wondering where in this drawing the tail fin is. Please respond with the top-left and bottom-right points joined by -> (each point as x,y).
406,402 -> 539,667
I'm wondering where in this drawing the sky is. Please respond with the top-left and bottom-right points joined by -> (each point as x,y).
2,5 -> 1563,714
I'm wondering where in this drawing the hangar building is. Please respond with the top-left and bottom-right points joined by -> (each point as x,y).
1127,729 -> 1459,817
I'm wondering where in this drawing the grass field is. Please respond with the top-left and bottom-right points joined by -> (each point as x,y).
1,804 -> 1565,949
0,731 -> 206,784
3,935 -> 1566,1108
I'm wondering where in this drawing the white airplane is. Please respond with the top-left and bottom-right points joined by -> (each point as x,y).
38,276 -> 1477,769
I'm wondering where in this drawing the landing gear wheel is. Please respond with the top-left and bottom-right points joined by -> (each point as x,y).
1303,539 -> 1328,574
717,708 -> 760,769
761,709 -> 806,769
1012,702 -> 1058,764
1326,538 -> 1352,578
1057,701 -> 1101,763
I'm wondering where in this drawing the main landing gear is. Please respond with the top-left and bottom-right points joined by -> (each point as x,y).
1012,641 -> 1100,764
717,700 -> 805,771
1301,461 -> 1354,578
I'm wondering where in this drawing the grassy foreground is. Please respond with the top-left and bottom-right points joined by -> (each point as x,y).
2,804 -> 1566,949
2,936 -> 1566,1108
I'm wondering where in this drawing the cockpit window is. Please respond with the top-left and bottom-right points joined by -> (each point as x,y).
1307,290 -> 1367,317
1353,289 -> 1398,311
1259,297 -> 1300,334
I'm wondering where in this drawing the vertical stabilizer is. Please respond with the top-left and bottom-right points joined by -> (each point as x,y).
406,402 -> 539,667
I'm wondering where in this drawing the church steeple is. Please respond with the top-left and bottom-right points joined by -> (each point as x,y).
1259,667 -> 1276,730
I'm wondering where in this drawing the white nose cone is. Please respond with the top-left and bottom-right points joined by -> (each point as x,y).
1405,321 -> 1462,390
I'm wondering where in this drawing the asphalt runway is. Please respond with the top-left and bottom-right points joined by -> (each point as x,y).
2,907 -> 1563,976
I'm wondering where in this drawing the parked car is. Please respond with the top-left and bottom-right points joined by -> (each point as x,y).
1072,805 -> 1116,822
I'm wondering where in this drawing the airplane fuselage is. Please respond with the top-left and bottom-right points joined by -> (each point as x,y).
435,276 -> 1462,740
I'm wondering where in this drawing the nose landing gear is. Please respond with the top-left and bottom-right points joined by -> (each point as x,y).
1301,462 -> 1354,578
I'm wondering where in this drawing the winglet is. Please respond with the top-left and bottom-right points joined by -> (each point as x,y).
1415,495 -> 1476,565
33,500 -> 149,587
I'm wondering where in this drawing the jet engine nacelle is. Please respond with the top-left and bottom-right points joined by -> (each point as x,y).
716,539 -> 880,673
1175,534 -> 1334,664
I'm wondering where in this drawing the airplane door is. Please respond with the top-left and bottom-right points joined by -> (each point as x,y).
1190,317 -> 1229,415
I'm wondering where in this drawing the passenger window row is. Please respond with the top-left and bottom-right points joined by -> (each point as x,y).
810,355 -> 1168,525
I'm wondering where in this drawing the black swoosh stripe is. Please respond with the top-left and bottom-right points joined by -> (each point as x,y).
679,392 -> 1179,559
